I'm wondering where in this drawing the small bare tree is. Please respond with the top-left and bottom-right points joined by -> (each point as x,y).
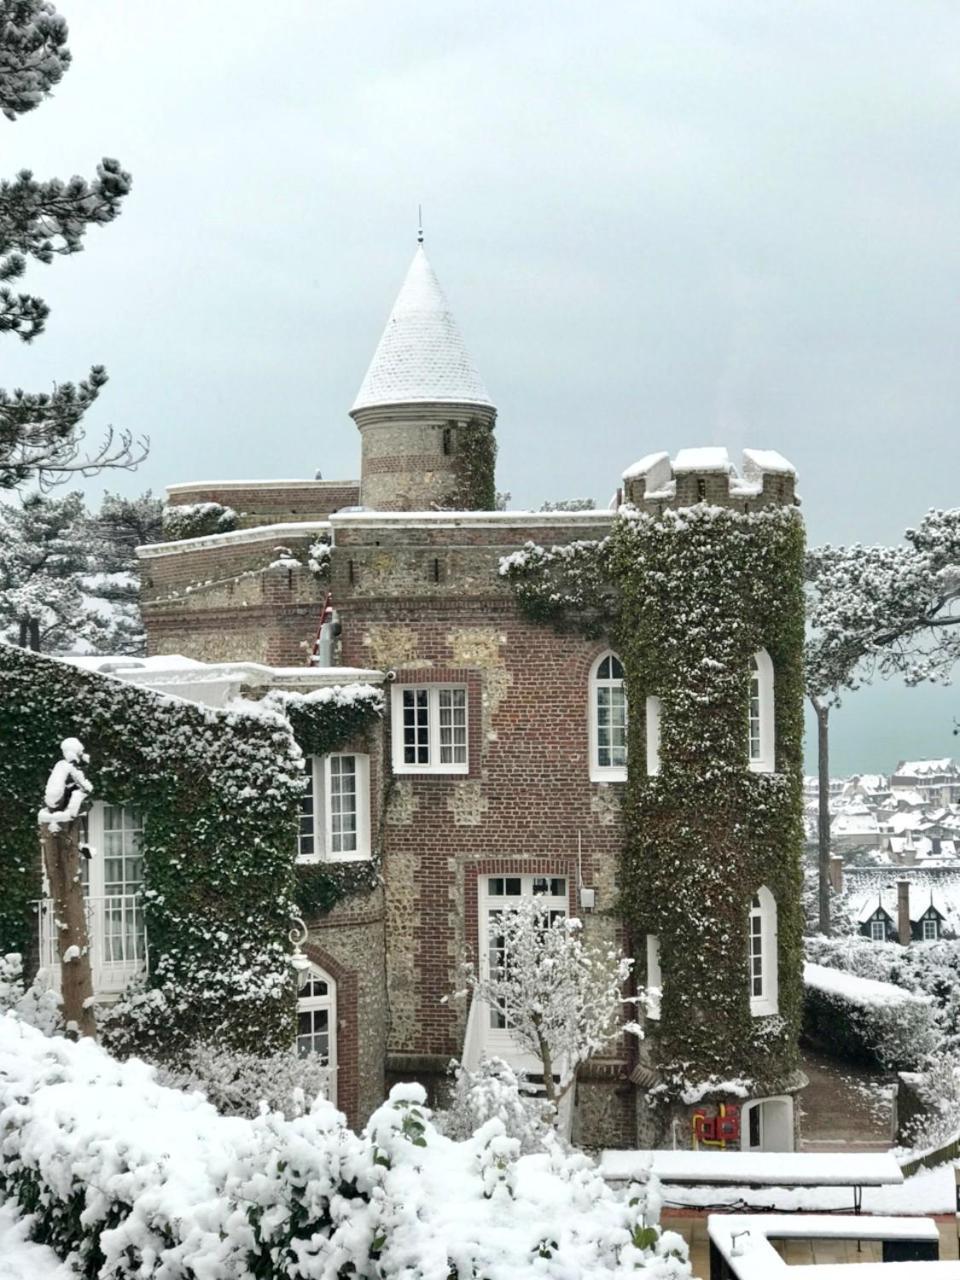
462,899 -> 640,1111
38,736 -> 95,1038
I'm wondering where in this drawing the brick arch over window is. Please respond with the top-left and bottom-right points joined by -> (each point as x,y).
304,941 -> 359,1127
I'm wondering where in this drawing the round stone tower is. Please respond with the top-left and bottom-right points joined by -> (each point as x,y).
350,245 -> 497,512
617,447 -> 807,1151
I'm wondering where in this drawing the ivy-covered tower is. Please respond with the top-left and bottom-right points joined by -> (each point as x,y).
350,243 -> 497,512
616,447 -> 806,1150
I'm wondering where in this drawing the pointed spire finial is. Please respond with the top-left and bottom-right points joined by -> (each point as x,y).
417,204 -> 424,245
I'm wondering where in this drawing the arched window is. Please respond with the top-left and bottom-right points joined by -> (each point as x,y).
748,650 -> 775,773
589,652 -> 627,781
297,964 -> 337,1104
645,696 -> 661,776
749,886 -> 779,1016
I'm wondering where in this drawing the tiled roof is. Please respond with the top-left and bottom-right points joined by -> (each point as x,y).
351,247 -> 493,413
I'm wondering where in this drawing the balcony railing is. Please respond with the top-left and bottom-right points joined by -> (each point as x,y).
34,894 -> 147,996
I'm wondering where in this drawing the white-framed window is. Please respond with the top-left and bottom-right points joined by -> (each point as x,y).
645,934 -> 662,1020
645,696 -> 661,776
391,684 -> 468,774
38,802 -> 149,997
748,650 -> 775,773
297,963 -> 337,1105
748,886 -> 779,1016
870,918 -> 887,942
298,754 -> 371,863
589,652 -> 627,781
922,915 -> 939,941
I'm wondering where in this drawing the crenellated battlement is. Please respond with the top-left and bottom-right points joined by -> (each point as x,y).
621,447 -> 798,513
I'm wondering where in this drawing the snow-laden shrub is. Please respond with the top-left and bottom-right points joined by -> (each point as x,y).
161,501 -> 238,541
0,954 -> 60,1035
899,1054 -> 960,1152
803,962 -> 937,1069
155,1040 -> 330,1118
0,1015 -> 692,1279
806,934 -> 960,1052
434,1056 -> 549,1152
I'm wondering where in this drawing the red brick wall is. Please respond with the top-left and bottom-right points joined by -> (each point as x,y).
166,482 -> 360,528
339,601 -> 627,1062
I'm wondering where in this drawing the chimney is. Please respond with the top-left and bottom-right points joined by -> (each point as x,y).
828,855 -> 844,895
897,880 -> 911,946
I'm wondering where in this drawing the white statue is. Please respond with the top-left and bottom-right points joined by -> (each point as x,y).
39,738 -> 93,834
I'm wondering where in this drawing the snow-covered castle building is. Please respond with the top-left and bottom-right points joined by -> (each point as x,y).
127,245 -> 806,1149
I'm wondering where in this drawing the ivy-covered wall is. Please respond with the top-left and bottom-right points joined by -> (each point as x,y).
448,418 -> 497,511
0,647 -> 381,1060
258,684 -> 385,916
501,500 -> 806,1103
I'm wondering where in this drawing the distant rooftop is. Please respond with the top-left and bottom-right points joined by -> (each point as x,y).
351,245 -> 494,414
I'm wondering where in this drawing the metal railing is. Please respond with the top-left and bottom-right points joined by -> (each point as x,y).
34,894 -> 147,995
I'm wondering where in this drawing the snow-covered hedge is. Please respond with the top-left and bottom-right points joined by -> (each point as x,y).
806,934 -> 960,1053
161,501 -> 238,540
803,962 -> 937,1069
0,1017 -> 691,1279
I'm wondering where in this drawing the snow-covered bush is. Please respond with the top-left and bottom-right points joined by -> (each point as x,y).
435,1056 -> 548,1152
155,1041 -> 330,1118
0,954 -> 60,1035
0,1015 -> 692,1279
899,1054 -> 960,1152
803,962 -> 937,1069
806,934 -> 960,1052
161,500 -> 238,541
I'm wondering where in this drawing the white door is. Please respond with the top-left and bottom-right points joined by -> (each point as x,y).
477,874 -> 568,1070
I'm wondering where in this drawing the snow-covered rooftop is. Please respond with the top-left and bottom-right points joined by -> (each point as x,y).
894,758 -> 958,777
351,246 -> 493,413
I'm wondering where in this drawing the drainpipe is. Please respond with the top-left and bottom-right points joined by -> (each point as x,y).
315,609 -> 341,667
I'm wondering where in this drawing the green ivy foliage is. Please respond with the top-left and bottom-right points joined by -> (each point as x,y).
0,648 -> 378,1058
259,686 -> 386,915
449,418 -> 497,511
502,503 -> 806,1100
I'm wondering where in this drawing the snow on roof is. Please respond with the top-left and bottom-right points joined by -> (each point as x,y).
895,758 -> 957,777
351,246 -> 493,413
741,448 -> 796,478
136,521 -> 330,559
672,447 -> 732,473
166,479 -> 356,494
845,869 -> 960,933
621,451 -> 671,482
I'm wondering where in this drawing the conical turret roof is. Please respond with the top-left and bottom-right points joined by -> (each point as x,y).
351,246 -> 494,414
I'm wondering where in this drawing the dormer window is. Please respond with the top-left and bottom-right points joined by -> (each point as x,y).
748,650 -> 775,773
922,915 -> 939,941
589,652 -> 627,782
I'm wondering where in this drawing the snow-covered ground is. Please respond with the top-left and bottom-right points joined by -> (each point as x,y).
0,1202 -> 75,1280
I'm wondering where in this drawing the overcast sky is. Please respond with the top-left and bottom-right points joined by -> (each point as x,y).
5,1 -> 959,773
